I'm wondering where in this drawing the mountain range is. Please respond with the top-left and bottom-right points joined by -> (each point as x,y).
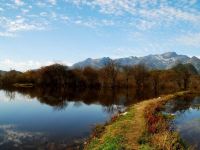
72,52 -> 200,72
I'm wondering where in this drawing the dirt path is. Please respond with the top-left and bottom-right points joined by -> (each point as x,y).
85,92 -> 187,150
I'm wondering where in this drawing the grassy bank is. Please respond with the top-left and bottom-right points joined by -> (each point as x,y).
84,91 -> 190,150
139,92 -> 190,150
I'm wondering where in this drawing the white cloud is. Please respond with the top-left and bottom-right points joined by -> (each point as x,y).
7,18 -> 45,32
1,0 -> 200,37
0,16 -> 47,34
0,32 -> 15,37
48,0 -> 57,5
14,0 -> 25,6
60,15 -> 69,22
135,20 -> 156,30
40,12 -> 48,17
175,33 -> 200,47
21,9 -> 30,14
0,59 -> 72,71
72,18 -> 114,28
36,2 -> 47,7
0,59 -> 45,71
67,0 -> 200,30
111,47 -> 139,58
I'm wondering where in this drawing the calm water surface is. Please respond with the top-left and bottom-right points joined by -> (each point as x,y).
163,95 -> 200,149
0,88 -> 139,150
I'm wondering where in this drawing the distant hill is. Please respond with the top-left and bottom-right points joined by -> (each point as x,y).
172,63 -> 199,75
72,52 -> 200,72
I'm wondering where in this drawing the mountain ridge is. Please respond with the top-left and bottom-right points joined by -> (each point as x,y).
72,52 -> 200,72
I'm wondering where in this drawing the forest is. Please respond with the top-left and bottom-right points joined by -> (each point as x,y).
0,60 -> 199,98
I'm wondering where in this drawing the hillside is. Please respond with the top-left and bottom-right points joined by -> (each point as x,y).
73,52 -> 200,72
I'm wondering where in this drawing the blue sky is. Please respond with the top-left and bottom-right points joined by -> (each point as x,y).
1,0 -> 200,71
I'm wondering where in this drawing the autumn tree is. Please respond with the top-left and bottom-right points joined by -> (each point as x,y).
190,75 -> 200,90
172,63 -> 198,90
66,69 -> 86,88
150,70 -> 161,96
133,64 -> 149,95
123,65 -> 133,89
104,60 -> 120,89
82,67 -> 100,87
37,64 -> 68,87
1,70 -> 22,86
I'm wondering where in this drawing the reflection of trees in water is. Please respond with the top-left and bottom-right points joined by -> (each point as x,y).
5,90 -> 15,100
52,101 -> 69,111
190,97 -> 200,110
164,95 -> 200,114
103,105 -> 116,114
1,86 -> 162,111
165,96 -> 200,150
73,101 -> 83,107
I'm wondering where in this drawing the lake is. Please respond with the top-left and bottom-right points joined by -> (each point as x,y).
0,88 -> 141,150
163,95 -> 200,149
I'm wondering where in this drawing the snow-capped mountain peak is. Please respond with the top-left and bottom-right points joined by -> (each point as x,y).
72,52 -> 200,72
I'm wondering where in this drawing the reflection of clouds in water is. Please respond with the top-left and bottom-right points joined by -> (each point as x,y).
0,124 -> 44,146
177,119 -> 200,132
0,91 -> 16,102
103,104 -> 126,115
0,124 -> 82,149
0,91 -> 36,102
177,119 -> 200,148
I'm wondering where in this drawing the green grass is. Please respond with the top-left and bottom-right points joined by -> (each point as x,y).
85,91 -> 190,150
88,135 -> 124,150
85,108 -> 136,150
140,144 -> 153,150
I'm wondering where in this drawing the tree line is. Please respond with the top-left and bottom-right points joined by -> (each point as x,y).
0,60 -> 199,96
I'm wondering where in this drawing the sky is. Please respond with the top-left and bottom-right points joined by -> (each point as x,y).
1,0 -> 200,71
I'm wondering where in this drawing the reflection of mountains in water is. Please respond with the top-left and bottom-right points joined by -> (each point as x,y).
1,87 -> 156,110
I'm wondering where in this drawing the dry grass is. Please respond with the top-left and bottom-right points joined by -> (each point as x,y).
140,91 -> 191,150
84,91 -> 190,150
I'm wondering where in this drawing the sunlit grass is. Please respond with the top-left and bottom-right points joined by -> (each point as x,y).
85,91 -> 190,150
85,106 -> 136,150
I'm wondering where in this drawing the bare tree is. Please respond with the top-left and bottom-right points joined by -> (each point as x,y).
133,64 -> 149,95
172,63 -> 198,90
104,60 -> 120,89
150,70 -> 161,96
123,66 -> 133,89
82,67 -> 100,87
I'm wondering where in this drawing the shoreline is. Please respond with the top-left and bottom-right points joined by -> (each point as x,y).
84,91 -> 191,150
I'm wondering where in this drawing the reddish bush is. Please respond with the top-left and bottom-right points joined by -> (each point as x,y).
144,102 -> 168,134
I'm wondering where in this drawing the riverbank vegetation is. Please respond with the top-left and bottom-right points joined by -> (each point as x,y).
140,92 -> 188,150
0,61 -> 199,97
85,92 -> 190,150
